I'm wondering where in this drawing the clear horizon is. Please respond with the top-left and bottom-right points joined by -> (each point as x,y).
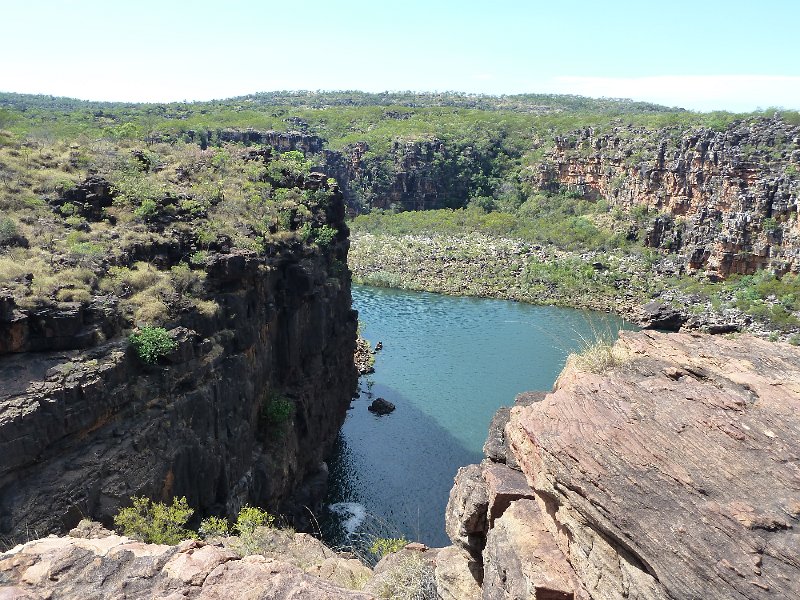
2,0 -> 798,112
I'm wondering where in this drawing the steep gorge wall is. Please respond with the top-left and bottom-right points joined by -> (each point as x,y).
321,137 -> 487,213
537,118 -> 800,275
164,120 -> 800,280
0,185 -> 357,541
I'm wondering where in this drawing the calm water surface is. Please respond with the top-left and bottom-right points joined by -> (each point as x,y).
322,285 -> 634,549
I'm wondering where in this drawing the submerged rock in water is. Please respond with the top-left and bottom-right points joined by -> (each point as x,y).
368,397 -> 395,415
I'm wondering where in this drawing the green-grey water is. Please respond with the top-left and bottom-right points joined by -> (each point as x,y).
323,284 -> 635,549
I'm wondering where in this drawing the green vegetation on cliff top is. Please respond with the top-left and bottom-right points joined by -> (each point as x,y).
0,128 -> 343,330
2,90 -> 798,337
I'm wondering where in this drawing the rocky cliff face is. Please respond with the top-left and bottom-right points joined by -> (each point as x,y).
0,177 -> 358,541
445,331 -> 800,599
321,138 -> 470,213
537,117 -> 800,275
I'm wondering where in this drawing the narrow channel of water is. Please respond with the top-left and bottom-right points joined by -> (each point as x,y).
321,284 -> 635,550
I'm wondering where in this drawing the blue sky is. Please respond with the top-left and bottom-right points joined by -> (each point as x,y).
2,0 -> 798,111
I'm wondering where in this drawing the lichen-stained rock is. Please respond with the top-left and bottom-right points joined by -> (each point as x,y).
445,463 -> 489,556
508,330 -> 800,600
0,534 -> 372,599
482,499 -> 589,600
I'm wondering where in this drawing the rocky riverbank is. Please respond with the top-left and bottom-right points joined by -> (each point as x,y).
7,330 -> 796,599
349,231 -> 800,341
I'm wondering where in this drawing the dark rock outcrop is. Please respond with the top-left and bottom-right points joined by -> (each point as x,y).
367,397 -> 395,415
50,176 -> 116,222
482,391 -> 545,467
0,294 -> 123,354
0,184 -> 357,541
638,299 -> 686,331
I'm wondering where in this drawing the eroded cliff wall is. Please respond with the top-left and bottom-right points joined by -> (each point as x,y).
0,178 -> 358,541
537,118 -> 800,275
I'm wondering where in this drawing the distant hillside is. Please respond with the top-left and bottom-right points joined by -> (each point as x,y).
0,89 -> 679,114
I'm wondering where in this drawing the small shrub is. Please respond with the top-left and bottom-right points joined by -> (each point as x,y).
113,496 -> 194,545
129,326 -> 177,363
569,338 -> 626,374
313,225 -> 338,249
369,536 -> 408,558
374,553 -> 436,600
233,505 -> 277,556
199,516 -> 230,539
189,250 -> 208,266
262,393 -> 293,426
0,217 -> 19,244
134,198 -> 160,219
170,263 -> 204,295
235,505 -> 276,536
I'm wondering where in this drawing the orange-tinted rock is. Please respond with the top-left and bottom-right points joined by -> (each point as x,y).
483,499 -> 589,600
508,330 -> 800,600
538,120 -> 800,276
482,462 -> 535,525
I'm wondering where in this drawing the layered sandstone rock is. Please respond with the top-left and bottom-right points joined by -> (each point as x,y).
447,331 -> 800,599
0,528 -> 372,599
538,118 -> 800,275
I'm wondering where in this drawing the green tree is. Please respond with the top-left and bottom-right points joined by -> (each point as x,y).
113,496 -> 194,544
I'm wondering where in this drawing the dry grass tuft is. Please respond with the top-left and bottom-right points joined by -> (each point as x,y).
568,338 -> 627,374
374,553 -> 436,600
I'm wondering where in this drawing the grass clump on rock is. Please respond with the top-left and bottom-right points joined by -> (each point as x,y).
569,339 -> 626,374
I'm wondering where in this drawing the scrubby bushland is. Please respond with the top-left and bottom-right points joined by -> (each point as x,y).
0,130 -> 342,334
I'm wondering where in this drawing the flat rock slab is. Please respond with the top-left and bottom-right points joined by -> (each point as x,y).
0,535 -> 372,599
509,331 -> 800,600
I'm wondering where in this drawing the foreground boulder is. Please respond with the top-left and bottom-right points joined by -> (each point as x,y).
505,331 -> 800,600
0,527 -> 372,599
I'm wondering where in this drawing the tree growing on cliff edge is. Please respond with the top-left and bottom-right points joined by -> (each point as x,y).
113,496 -> 193,544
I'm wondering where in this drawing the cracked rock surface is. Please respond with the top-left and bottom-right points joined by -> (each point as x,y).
507,330 -> 800,600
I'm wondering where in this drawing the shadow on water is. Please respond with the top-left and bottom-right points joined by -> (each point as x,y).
321,284 -> 637,551
321,380 -> 479,549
